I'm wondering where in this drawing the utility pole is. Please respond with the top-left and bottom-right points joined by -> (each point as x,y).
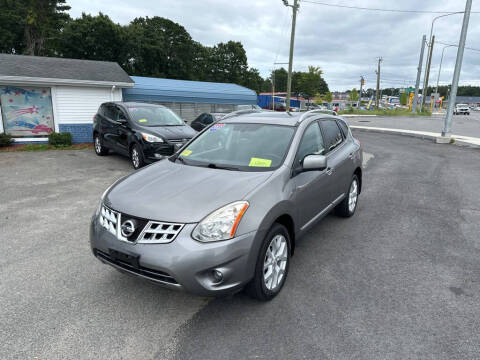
375,57 -> 382,108
358,76 -> 364,108
412,35 -> 426,113
283,0 -> 299,112
441,0 -> 472,138
421,35 -> 435,110
271,69 -> 275,111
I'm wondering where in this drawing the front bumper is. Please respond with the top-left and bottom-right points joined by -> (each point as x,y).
90,216 -> 259,297
142,141 -> 187,162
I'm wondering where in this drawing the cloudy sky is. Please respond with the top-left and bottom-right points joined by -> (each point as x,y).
67,0 -> 480,90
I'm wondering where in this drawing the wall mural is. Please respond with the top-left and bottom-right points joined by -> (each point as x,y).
1,86 -> 54,137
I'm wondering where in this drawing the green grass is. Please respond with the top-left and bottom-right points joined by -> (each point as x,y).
338,108 -> 432,116
0,143 -> 92,152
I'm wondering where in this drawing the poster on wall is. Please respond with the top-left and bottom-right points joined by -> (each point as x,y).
1,86 -> 54,137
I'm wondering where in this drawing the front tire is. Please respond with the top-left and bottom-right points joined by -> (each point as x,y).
335,175 -> 359,217
94,134 -> 109,156
245,223 -> 291,301
130,143 -> 145,169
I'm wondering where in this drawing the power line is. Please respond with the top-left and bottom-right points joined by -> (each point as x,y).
301,1 -> 480,14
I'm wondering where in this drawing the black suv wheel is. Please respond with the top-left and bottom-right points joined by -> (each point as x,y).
130,143 -> 145,169
94,134 -> 109,156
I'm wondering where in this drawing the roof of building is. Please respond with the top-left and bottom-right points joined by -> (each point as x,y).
0,54 -> 134,87
123,76 -> 257,105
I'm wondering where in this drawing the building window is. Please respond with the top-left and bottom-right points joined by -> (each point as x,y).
0,86 -> 54,137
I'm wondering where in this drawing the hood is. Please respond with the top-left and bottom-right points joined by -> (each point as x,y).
140,125 -> 197,140
104,160 -> 272,223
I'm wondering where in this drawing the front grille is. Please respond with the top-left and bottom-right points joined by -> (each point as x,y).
137,222 -> 184,244
95,250 -> 179,285
99,206 -> 119,237
99,204 -> 184,244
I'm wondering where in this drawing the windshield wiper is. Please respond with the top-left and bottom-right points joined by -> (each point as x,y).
207,163 -> 241,171
176,156 -> 187,164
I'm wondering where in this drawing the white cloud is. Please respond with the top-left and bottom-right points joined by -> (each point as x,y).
67,0 -> 480,90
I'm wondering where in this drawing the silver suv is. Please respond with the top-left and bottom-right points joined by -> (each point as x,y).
90,110 -> 363,301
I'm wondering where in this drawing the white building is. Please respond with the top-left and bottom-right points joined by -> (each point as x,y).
0,54 -> 134,143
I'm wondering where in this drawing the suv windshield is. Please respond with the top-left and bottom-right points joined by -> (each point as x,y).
127,106 -> 184,126
175,123 -> 295,171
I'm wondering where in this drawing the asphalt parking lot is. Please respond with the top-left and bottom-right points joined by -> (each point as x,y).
1,132 -> 479,359
347,110 -> 480,138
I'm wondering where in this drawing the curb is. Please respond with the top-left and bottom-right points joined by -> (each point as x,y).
350,125 -> 480,149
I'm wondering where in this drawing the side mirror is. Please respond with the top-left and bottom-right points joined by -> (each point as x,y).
302,154 -> 327,172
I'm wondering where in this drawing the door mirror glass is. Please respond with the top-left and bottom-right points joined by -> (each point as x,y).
302,154 -> 327,172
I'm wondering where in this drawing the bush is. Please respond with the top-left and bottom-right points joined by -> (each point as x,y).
48,132 -> 72,147
0,132 -> 13,147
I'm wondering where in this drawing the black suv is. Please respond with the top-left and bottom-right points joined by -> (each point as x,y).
93,102 -> 197,168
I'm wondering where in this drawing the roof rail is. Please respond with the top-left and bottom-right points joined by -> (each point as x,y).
296,109 -> 337,123
221,109 -> 262,120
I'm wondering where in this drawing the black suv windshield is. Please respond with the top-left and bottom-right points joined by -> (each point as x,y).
175,123 -> 295,171
127,106 -> 184,126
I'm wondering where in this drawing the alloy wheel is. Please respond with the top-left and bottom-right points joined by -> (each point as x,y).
348,179 -> 358,213
131,147 -> 140,168
263,234 -> 288,291
95,137 -> 102,154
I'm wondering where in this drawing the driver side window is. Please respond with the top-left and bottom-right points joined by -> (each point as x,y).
295,122 -> 325,168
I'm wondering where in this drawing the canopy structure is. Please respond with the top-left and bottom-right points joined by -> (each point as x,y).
123,76 -> 257,105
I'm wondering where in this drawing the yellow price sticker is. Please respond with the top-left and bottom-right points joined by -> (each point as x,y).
138,118 -> 148,123
181,149 -> 192,156
249,157 -> 272,167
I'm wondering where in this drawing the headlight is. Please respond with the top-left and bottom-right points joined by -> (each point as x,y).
141,132 -> 164,143
95,176 -> 126,216
192,201 -> 249,242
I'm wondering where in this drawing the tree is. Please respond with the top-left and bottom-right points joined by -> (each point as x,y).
240,68 -> 264,94
297,66 -> 325,100
325,91 -> 333,103
0,0 -> 70,55
125,16 -> 196,79
58,13 -> 126,64
206,41 -> 248,84
270,68 -> 288,92
349,88 -> 359,102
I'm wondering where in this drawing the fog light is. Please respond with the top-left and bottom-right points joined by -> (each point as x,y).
154,153 -> 164,159
212,269 -> 223,283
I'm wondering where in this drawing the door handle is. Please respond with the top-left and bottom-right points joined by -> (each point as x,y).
326,167 -> 334,176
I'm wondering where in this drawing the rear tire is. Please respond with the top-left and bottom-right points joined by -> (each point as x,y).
335,175 -> 359,217
130,143 -> 145,169
94,134 -> 109,156
245,223 -> 291,301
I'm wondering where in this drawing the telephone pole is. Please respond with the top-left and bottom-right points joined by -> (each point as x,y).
441,0 -> 472,138
283,0 -> 299,112
412,35 -> 426,113
421,35 -> 435,110
375,57 -> 382,108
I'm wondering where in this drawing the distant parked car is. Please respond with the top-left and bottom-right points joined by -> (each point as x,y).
454,104 -> 470,115
93,102 -> 197,169
190,112 -> 226,132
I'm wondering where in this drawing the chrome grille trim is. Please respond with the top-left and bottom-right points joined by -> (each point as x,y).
99,205 -> 119,237
99,204 -> 184,244
137,221 -> 185,244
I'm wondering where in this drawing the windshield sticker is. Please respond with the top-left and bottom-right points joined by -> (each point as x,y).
138,118 -> 148,123
210,123 -> 225,132
181,149 -> 192,157
249,157 -> 272,167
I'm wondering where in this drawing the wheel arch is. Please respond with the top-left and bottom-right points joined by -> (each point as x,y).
354,167 -> 362,194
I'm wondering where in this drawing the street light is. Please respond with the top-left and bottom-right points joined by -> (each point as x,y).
435,44 -> 455,95
422,12 -> 464,109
